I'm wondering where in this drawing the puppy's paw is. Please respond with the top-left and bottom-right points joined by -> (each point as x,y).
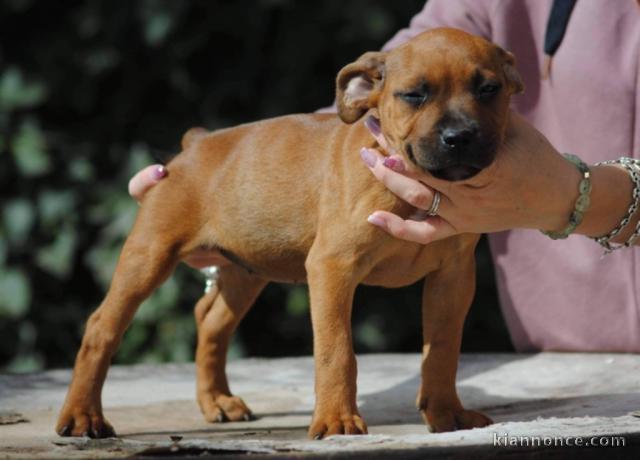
56,408 -> 116,438
308,413 -> 368,439
422,406 -> 492,433
199,394 -> 254,423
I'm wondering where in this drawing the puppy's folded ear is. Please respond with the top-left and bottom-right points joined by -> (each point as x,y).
336,51 -> 386,123
497,47 -> 524,95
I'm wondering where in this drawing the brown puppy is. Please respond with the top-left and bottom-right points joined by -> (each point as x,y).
56,28 -> 523,439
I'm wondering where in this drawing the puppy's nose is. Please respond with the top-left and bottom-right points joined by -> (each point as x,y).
440,127 -> 477,148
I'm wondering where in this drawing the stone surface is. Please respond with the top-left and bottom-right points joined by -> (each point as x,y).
1,353 -> 639,458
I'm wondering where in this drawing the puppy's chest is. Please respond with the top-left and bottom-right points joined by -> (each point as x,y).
361,238 -> 450,288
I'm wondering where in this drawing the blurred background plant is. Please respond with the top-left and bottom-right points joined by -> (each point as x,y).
0,0 -> 513,373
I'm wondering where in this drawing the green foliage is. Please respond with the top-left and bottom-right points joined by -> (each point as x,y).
0,0 -> 511,372
0,67 -> 47,112
3,198 -> 35,245
286,286 -> 309,317
0,268 -> 31,318
11,118 -> 50,176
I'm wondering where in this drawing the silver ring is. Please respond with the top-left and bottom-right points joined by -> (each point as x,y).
201,266 -> 220,293
426,191 -> 441,216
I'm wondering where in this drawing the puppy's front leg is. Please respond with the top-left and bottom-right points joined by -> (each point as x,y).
418,250 -> 492,432
305,248 -> 367,439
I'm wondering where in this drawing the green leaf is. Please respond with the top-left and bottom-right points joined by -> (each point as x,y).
286,286 -> 309,316
355,319 -> 387,350
11,119 -> 50,177
364,8 -> 392,39
36,226 -> 76,278
0,268 -> 31,319
0,231 -> 7,265
85,243 -> 120,289
37,190 -> 77,227
139,0 -> 174,46
4,352 -> 44,373
101,199 -> 137,239
137,276 -> 179,322
228,335 -> 246,360
3,198 -> 35,245
67,157 -> 94,181
155,314 -> 195,362
85,48 -> 120,74
126,143 -> 153,177
117,321 -> 149,363
0,67 -> 46,111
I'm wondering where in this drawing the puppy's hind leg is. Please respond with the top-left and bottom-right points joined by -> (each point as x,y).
56,195 -> 196,438
194,264 -> 267,423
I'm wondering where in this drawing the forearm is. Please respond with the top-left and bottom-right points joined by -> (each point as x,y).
515,121 -> 640,246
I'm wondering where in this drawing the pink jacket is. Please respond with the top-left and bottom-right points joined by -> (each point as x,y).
383,0 -> 640,352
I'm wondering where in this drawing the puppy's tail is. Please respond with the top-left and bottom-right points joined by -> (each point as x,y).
181,127 -> 208,151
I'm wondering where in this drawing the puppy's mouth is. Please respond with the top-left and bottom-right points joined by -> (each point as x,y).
430,164 -> 481,181
405,137 -> 497,182
406,144 -> 484,181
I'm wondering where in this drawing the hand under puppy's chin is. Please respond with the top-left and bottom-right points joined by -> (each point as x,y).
456,160 -> 499,189
414,159 -> 498,189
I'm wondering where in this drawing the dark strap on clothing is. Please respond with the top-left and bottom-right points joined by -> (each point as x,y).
542,0 -> 577,79
544,0 -> 577,56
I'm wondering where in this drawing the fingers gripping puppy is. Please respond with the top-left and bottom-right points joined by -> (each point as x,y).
57,28 -> 523,439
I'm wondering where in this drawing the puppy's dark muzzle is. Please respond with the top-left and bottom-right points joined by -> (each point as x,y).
439,126 -> 477,150
428,126 -> 481,180
409,130 -> 497,182
405,113 -> 498,181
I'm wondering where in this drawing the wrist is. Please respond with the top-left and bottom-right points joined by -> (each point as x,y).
539,160 -> 635,239
539,154 -> 591,238
536,151 -> 583,233
576,164 -> 635,240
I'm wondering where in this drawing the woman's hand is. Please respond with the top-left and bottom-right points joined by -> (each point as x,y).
128,164 -> 224,269
361,112 -> 582,243
128,165 -> 167,202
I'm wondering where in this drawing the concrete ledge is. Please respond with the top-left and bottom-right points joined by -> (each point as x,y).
1,353 -> 639,458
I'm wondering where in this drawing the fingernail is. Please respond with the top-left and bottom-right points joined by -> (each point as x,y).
360,148 -> 377,168
152,165 -> 167,180
367,213 -> 386,228
364,116 -> 381,137
383,156 -> 405,172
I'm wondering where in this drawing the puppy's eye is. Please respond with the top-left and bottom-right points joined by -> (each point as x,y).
398,92 -> 428,107
477,83 -> 501,97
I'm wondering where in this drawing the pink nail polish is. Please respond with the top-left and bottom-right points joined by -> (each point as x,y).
364,116 -> 381,137
382,156 -> 405,172
367,214 -> 386,227
360,148 -> 377,168
383,157 -> 397,169
152,166 -> 167,180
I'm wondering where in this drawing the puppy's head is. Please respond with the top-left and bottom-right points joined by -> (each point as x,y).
336,28 -> 523,181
